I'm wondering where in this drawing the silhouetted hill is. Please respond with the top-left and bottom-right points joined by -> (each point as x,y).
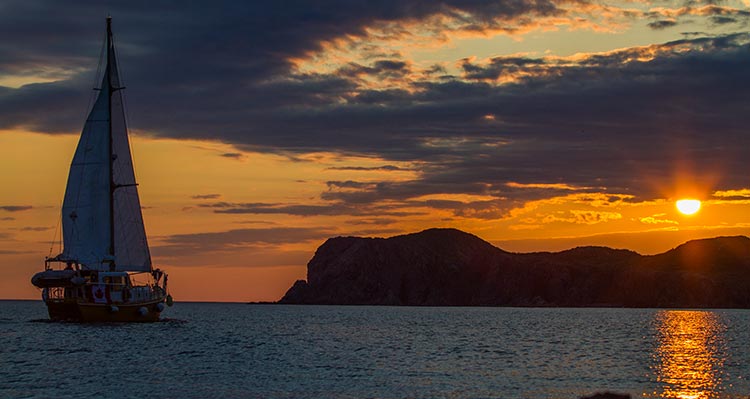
280,229 -> 750,308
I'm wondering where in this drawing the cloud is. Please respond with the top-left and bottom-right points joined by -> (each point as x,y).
0,205 -> 32,212
710,15 -> 738,24
461,56 -> 546,80
526,209 -> 623,225
150,227 -> 335,264
2,2 -> 750,214
220,152 -> 244,160
198,201 -> 426,218
337,60 -> 412,80
0,0 -> 575,129
646,5 -> 750,21
153,247 -> 312,268
348,218 -> 399,226
648,20 -> 679,29
191,194 -> 222,200
569,210 -> 623,224
712,188 -> 750,198
317,177 -> 613,219
15,226 -> 52,232
232,220 -> 277,225
709,188 -> 750,203
639,214 -> 679,225
0,249 -> 33,255
326,165 -> 409,172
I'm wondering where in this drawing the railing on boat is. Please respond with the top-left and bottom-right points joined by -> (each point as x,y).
45,287 -> 67,301
45,283 -> 165,303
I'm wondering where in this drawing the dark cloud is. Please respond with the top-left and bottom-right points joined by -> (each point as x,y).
645,5 -> 750,23
461,56 -> 545,80
2,2 -> 750,214
191,194 -> 222,200
213,203 -> 349,216
710,16 -> 738,24
16,226 -> 52,232
348,218 -> 399,225
0,206 -> 33,212
681,31 -> 709,38
373,60 -> 409,72
683,0 -> 728,5
318,177 -> 591,219
705,6 -> 750,18
0,217 -> 15,221
648,20 -> 679,30
321,179 -> 491,204
150,227 -> 335,262
349,88 -> 413,105
338,60 -> 411,79
198,201 -> 426,217
0,0 -> 567,130
220,153 -> 243,159
0,249 -> 33,255
326,181 -> 377,190
326,165 -> 409,171
159,227 -> 331,248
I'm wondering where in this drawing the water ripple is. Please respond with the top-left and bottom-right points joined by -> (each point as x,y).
1,301 -> 749,398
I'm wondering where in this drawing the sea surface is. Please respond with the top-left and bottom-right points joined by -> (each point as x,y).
1,301 -> 749,399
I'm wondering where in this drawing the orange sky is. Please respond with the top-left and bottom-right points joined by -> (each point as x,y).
3,131 -> 750,302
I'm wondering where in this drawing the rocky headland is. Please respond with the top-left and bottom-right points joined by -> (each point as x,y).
280,228 -> 750,308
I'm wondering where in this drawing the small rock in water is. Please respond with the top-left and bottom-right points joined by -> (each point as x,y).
579,392 -> 631,399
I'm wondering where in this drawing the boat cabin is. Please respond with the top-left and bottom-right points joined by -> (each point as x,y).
88,272 -> 130,303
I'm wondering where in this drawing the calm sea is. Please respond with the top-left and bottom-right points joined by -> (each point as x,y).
1,301 -> 749,399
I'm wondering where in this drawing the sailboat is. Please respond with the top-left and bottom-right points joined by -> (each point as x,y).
31,16 -> 172,322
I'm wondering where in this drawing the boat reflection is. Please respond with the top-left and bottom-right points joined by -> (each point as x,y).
653,310 -> 727,399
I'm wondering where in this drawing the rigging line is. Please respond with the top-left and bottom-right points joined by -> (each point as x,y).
84,30 -> 107,122
47,205 -> 63,258
58,213 -> 62,256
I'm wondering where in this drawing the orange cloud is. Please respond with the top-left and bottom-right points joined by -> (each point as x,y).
506,182 -> 589,190
639,213 -> 679,225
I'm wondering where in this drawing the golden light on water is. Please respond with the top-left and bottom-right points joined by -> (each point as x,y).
653,310 -> 727,399
676,199 -> 701,215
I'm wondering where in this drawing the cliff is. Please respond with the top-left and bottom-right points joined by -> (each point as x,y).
279,228 -> 750,308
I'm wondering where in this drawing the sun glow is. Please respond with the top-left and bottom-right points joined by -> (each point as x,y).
676,199 -> 701,215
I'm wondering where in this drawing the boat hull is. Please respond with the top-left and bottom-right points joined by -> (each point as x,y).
46,298 -> 165,323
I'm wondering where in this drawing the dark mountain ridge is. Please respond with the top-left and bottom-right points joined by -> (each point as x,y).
280,228 -> 750,308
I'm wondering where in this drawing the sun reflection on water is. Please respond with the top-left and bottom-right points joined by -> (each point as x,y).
653,310 -> 728,399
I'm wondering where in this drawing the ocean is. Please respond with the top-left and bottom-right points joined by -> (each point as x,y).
1,301 -> 748,398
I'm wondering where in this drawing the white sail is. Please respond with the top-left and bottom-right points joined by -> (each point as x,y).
61,32 -> 151,272
109,43 -> 152,272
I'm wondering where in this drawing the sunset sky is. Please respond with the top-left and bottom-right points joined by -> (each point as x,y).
2,0 -> 750,302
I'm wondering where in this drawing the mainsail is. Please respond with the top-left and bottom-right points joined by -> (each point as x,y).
60,19 -> 151,272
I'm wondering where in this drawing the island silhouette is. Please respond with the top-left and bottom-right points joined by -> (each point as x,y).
280,228 -> 750,308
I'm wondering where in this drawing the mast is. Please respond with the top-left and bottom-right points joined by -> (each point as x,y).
106,16 -> 115,269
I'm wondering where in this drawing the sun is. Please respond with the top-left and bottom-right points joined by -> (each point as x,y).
676,199 -> 701,215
